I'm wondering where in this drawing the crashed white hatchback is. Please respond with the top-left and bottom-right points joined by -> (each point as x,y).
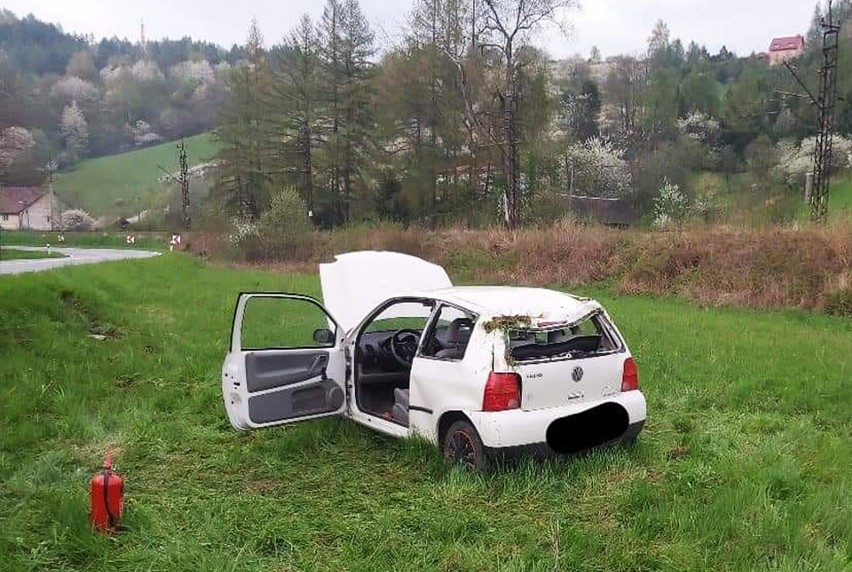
222,251 -> 646,469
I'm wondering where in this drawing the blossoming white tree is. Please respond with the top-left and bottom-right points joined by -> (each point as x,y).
653,178 -> 688,227
563,137 -> 632,198
50,76 -> 99,105
59,102 -> 89,162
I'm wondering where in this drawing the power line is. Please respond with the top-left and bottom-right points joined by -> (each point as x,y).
785,0 -> 841,223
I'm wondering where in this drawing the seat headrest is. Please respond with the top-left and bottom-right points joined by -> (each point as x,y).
446,317 -> 474,344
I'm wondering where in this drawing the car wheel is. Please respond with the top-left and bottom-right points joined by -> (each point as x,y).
443,421 -> 489,471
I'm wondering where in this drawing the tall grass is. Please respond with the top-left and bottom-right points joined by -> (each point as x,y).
194,220 -> 852,316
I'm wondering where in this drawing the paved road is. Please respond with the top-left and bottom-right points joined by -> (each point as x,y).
0,246 -> 161,275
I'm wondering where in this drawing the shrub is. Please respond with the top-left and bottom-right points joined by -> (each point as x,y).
825,287 -> 852,317
61,209 -> 95,231
257,187 -> 312,260
563,137 -> 632,198
653,179 -> 688,227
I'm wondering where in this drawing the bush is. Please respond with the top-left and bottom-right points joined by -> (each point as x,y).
563,137 -> 632,198
257,187 -> 312,260
653,179 -> 688,227
61,209 -> 95,231
825,287 -> 852,317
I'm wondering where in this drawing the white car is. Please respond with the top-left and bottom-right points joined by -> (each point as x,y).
222,251 -> 646,469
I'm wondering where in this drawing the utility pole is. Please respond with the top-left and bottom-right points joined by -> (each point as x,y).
178,138 -> 190,230
785,0 -> 841,223
47,159 -> 57,231
156,137 -> 191,230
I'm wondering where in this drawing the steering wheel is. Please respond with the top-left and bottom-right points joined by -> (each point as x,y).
390,328 -> 421,367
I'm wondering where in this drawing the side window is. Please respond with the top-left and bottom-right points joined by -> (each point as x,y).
240,296 -> 336,351
420,305 -> 477,360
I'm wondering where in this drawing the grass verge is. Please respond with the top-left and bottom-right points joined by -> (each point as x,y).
0,255 -> 850,571
0,248 -> 65,260
0,230 -> 170,251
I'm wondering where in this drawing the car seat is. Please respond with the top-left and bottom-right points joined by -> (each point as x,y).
435,318 -> 474,360
392,387 -> 409,425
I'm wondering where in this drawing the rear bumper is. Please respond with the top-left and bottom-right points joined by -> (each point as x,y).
467,390 -> 646,449
486,420 -> 645,459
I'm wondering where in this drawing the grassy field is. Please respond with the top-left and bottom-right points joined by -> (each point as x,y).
54,134 -> 219,217
830,176 -> 852,215
0,230 -> 170,251
1,255 -> 850,571
0,248 -> 64,261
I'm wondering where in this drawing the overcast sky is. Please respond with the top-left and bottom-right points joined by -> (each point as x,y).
5,0 -> 816,59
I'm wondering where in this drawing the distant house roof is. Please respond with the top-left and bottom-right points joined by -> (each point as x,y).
769,35 -> 804,52
568,195 -> 637,227
0,187 -> 44,215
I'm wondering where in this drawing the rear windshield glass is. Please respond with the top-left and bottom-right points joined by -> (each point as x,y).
508,312 -> 621,362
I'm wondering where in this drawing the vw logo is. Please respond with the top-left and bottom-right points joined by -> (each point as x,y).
572,366 -> 584,382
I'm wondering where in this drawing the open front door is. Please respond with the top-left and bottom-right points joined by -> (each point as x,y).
222,293 -> 347,430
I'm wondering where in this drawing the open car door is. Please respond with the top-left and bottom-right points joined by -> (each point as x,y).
222,293 -> 347,430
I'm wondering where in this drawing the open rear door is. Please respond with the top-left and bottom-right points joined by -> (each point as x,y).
222,293 -> 347,430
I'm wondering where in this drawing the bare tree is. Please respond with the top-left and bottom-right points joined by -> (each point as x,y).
443,0 -> 577,228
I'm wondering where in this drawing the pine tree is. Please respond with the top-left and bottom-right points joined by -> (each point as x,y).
214,20 -> 275,220
317,0 -> 375,224
269,15 -> 321,220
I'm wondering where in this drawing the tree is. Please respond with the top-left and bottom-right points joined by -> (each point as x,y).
214,20 -> 274,220
590,45 -> 601,63
66,50 -> 97,81
444,0 -> 578,228
316,0 -> 375,224
59,101 -> 88,162
270,15 -> 322,219
559,78 -> 601,141
603,57 -> 646,140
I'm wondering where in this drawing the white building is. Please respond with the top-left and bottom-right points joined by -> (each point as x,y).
0,187 -> 61,231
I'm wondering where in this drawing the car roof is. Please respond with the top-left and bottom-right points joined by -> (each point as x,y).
408,286 -> 603,324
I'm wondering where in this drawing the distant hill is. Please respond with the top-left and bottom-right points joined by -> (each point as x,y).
54,134 -> 219,217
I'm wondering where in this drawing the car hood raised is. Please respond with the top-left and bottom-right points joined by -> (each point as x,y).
319,251 -> 453,332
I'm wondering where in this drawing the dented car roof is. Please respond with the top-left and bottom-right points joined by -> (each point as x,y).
413,286 -> 603,326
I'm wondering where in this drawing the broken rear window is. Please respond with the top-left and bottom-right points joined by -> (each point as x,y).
508,312 -> 622,362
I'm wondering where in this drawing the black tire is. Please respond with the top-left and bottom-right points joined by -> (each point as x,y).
442,420 -> 489,471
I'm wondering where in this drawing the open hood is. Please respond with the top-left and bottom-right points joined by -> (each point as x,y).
319,251 -> 453,332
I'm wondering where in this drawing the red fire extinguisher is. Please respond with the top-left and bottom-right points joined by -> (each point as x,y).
90,454 -> 124,532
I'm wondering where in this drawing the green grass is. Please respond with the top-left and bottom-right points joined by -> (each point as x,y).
55,134 -> 219,217
0,248 -> 64,260
829,176 -> 852,215
1,256 -> 850,571
0,230 -> 169,251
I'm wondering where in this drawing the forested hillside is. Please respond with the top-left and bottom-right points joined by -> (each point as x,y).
0,9 -> 242,186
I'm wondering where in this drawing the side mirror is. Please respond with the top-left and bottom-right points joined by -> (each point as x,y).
313,328 -> 335,345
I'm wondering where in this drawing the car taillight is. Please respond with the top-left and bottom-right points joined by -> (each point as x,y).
483,372 -> 521,411
621,357 -> 639,392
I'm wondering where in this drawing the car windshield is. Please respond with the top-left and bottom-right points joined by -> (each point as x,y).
508,312 -> 621,362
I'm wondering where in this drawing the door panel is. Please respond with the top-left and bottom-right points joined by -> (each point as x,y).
249,378 -> 345,424
222,293 -> 347,431
246,351 -> 330,393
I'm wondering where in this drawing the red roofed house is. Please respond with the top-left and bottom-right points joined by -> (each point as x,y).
768,35 -> 805,66
0,187 -> 60,231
